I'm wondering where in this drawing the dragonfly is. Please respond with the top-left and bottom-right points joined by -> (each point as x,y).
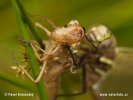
11,15 -> 133,100
59,25 -> 133,100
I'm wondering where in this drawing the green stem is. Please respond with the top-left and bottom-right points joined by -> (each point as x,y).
16,0 -> 44,48
12,0 -> 48,100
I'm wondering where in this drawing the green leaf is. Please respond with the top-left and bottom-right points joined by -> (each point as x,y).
0,73 -> 34,91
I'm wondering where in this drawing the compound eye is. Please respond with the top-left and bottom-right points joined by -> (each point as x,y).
68,20 -> 79,26
89,25 -> 112,43
96,25 -> 112,42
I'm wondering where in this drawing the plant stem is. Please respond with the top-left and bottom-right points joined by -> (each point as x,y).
15,0 -> 44,48
12,0 -> 48,100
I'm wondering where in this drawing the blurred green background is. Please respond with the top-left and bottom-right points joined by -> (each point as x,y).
0,0 -> 133,100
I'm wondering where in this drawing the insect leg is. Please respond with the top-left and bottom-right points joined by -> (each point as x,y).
35,22 -> 51,36
74,65 -> 87,95
21,40 -> 47,61
30,14 -> 57,28
12,51 -> 35,82
29,41 -> 50,62
18,40 -> 44,62
34,61 -> 47,83
12,51 -> 47,83
41,44 -> 60,62
50,44 -> 61,55
30,42 -> 46,53
100,56 -> 114,66
29,42 -> 42,61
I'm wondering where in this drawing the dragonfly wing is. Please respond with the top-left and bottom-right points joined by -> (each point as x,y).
100,47 -> 133,100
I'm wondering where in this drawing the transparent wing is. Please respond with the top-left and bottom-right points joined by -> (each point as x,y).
111,47 -> 133,75
101,47 -> 133,100
59,69 -> 84,95
59,47 -> 133,99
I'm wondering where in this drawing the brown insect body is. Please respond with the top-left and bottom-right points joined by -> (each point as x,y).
12,19 -> 85,100
36,20 -> 85,100
41,41 -> 72,100
51,20 -> 84,46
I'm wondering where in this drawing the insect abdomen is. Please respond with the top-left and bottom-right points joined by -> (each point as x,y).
45,77 -> 60,100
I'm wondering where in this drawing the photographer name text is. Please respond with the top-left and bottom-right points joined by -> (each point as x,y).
4,92 -> 34,97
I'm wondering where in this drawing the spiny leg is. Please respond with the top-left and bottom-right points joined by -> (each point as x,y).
34,61 -> 47,83
27,44 -> 65,83
30,14 -> 58,28
35,22 -> 51,36
29,41 -> 49,62
41,44 -> 61,61
25,41 -> 49,82
12,51 -> 47,83
11,51 -> 35,82
50,44 -> 61,55
19,40 -> 44,62
30,14 -> 57,36
30,41 -> 46,53
30,42 -> 42,61
12,39 -> 48,83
